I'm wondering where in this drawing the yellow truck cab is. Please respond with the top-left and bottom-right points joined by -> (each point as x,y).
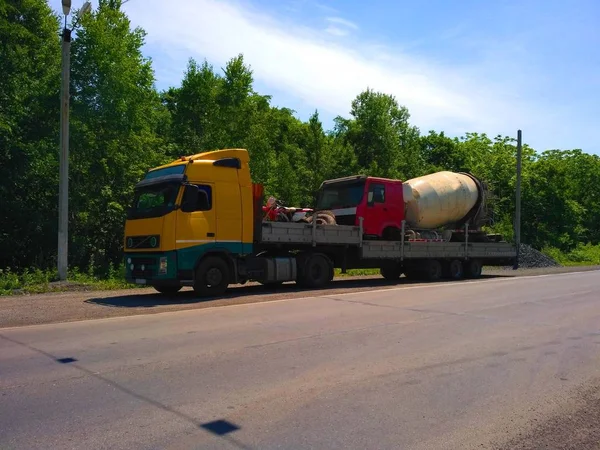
124,149 -> 256,295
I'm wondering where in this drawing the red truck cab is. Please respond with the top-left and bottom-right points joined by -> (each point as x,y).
315,175 -> 405,239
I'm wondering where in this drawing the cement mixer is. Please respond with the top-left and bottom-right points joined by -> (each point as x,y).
402,171 -> 487,230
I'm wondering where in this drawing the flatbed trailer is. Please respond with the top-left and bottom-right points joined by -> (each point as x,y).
123,148 -> 517,296
260,221 -> 515,262
249,219 -> 515,289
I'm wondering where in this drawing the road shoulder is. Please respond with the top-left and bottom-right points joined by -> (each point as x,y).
1,266 -> 598,329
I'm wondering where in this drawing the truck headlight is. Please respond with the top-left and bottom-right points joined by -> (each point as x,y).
159,257 -> 168,274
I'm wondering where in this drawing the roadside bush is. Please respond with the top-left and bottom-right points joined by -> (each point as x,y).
542,243 -> 600,266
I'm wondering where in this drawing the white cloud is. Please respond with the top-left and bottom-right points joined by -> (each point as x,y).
325,16 -> 358,30
123,0 -> 542,137
325,26 -> 348,37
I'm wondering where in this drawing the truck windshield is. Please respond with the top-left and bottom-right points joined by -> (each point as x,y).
127,165 -> 187,219
128,183 -> 180,220
316,181 -> 365,210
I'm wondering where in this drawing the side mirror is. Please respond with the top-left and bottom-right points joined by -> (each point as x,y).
181,185 -> 199,213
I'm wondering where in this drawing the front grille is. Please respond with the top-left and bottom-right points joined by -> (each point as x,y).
131,257 -> 155,265
128,256 -> 157,280
132,268 -> 154,278
126,235 -> 160,249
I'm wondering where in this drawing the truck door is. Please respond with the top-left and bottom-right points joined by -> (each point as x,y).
364,182 -> 387,236
214,169 -> 244,253
175,183 -> 216,270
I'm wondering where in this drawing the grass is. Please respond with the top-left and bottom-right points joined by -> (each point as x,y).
334,268 -> 380,277
3,244 -> 599,296
542,243 -> 600,267
0,264 -> 137,296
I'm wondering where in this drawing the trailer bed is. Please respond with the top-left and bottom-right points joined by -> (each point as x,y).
260,222 -> 516,261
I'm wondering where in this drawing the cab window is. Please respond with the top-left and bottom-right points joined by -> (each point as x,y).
182,184 -> 213,211
367,183 -> 385,205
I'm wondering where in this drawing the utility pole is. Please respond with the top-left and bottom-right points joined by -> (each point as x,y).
58,19 -> 71,281
57,1 -> 91,281
513,129 -> 522,270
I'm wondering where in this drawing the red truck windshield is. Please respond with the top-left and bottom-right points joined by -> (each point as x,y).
316,181 -> 365,210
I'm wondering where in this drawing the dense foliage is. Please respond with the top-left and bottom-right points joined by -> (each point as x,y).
2,0 -> 599,275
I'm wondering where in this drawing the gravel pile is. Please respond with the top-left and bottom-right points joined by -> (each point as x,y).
516,243 -> 561,268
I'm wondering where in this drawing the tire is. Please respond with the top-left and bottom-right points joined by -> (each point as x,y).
380,263 -> 402,280
298,253 -> 333,288
193,256 -> 230,297
446,260 -> 464,280
153,285 -> 182,294
423,259 -> 443,282
465,259 -> 483,279
306,211 -> 337,225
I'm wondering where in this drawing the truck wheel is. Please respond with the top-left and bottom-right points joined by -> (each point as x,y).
193,256 -> 230,297
423,259 -> 443,282
299,253 -> 333,288
380,263 -> 402,280
153,285 -> 182,295
446,260 -> 464,280
465,259 -> 483,279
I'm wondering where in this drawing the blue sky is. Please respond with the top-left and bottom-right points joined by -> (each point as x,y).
51,0 -> 599,154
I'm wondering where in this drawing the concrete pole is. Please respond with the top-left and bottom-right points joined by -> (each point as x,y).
58,26 -> 71,281
513,129 -> 522,270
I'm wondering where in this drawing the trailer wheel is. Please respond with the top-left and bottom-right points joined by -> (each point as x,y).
298,253 -> 333,288
445,260 -> 464,280
380,263 -> 402,280
193,256 -> 230,297
423,259 -> 443,282
153,285 -> 182,295
465,259 -> 483,279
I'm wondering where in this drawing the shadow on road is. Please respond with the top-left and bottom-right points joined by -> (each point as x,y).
85,275 -> 507,309
0,334 -> 252,449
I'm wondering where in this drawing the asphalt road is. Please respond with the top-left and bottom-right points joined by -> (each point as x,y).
2,266 -> 599,328
1,271 -> 600,449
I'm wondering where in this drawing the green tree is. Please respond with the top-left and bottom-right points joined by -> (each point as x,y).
334,88 -> 421,179
419,131 -> 469,173
68,0 -> 168,271
167,58 -> 223,153
0,0 -> 61,269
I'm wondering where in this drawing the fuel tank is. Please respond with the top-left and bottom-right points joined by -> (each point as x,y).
402,171 -> 483,229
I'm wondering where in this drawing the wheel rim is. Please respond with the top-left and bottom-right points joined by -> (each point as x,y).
206,267 -> 223,286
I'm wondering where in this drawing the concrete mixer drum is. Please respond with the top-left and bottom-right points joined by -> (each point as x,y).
402,171 -> 486,230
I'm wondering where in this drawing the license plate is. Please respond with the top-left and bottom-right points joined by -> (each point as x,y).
135,279 -> 147,285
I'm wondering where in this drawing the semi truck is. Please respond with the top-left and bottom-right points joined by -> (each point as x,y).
123,148 -> 516,296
